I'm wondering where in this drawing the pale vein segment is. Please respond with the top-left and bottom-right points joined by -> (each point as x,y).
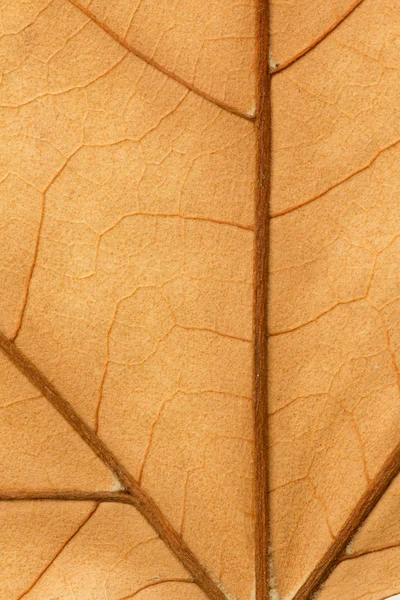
268,0 -> 400,597
270,0 -> 400,216
74,0 -> 257,116
0,0 -> 257,598
313,473 -> 400,599
348,476 -> 400,560
318,546 -> 400,600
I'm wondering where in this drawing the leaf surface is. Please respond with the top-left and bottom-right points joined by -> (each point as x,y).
0,0 -> 255,598
269,0 -> 364,72
71,0 -> 257,115
2,0 -> 400,600
269,0 -> 400,598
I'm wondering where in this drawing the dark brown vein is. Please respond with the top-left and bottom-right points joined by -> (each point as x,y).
0,332 -> 229,600
254,0 -> 270,599
0,490 -> 126,502
17,503 -> 99,599
66,0 -> 254,122
292,442 -> 400,600
270,0 -> 365,74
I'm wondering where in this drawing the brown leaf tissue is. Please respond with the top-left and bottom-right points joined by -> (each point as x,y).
0,1 -> 399,599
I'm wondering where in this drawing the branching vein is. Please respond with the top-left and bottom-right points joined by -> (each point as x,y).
0,333 -> 229,600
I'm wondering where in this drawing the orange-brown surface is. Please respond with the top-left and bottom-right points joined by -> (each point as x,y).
269,0 -> 400,598
0,0 -> 256,598
1,0 -> 400,599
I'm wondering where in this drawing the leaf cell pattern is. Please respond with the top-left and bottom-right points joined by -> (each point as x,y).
0,0 -> 256,599
269,0 -> 400,598
1,0 -> 400,600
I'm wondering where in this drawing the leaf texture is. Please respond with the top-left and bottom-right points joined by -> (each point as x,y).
70,0 -> 257,115
269,0 -> 400,598
269,0 -> 364,72
2,0 -> 400,600
0,0 -> 256,598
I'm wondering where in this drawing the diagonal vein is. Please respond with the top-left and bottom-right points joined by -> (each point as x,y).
66,0 -> 254,121
117,578 -> 193,600
17,503 -> 99,599
0,332 -> 229,600
270,0 -> 365,74
339,540 -> 400,563
292,441 -> 400,600
270,137 -> 400,219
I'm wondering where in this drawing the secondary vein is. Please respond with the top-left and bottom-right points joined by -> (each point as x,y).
292,441 -> 400,600
66,0 -> 255,122
0,332 -> 229,600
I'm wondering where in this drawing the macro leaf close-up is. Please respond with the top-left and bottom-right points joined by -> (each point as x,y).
0,0 -> 399,599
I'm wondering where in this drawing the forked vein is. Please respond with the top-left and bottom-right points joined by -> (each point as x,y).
17,504 -> 99,599
0,331 -> 229,600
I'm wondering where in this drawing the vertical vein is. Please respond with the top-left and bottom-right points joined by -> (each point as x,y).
254,0 -> 270,598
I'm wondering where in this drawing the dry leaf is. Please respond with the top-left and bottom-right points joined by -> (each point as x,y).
269,0 -> 400,598
1,1 -> 400,600
0,0 -> 256,599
